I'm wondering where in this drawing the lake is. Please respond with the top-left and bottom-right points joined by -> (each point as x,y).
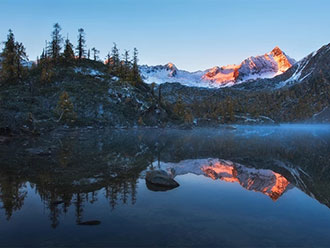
1,125 -> 330,247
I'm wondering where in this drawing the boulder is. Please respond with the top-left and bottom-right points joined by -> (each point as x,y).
146,170 -> 179,191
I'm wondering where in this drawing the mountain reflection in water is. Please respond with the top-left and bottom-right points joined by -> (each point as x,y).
156,159 -> 291,201
1,125 -> 330,247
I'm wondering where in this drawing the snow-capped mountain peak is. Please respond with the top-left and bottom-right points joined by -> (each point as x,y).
140,47 -> 296,88
165,62 -> 177,70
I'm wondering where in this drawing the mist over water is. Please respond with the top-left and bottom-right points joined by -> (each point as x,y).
0,124 -> 330,247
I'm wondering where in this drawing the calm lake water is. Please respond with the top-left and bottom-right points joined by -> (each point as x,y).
1,125 -> 330,247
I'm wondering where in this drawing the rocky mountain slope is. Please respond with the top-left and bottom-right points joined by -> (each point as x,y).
233,43 -> 330,90
158,43 -> 330,123
140,47 -> 295,88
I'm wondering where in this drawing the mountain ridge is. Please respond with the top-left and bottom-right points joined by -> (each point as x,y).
140,46 -> 296,88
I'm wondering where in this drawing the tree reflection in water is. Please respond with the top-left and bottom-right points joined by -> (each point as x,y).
0,125 -> 330,227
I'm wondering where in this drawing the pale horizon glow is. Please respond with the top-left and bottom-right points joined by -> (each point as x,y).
0,0 -> 329,71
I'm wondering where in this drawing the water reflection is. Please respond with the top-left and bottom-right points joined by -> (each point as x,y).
0,125 -> 330,229
156,159 -> 291,201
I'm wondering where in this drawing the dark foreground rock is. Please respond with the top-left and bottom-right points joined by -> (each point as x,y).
146,170 -> 179,191
77,220 -> 101,226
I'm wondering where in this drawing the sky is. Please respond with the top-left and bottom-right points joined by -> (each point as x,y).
0,0 -> 329,71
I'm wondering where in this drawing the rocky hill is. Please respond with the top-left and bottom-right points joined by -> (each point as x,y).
0,59 -> 176,133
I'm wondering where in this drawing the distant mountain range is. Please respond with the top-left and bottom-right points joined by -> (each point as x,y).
156,43 -> 330,123
140,47 -> 296,88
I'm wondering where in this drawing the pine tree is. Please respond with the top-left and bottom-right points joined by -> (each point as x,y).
14,42 -> 28,80
105,52 -> 111,66
63,36 -> 75,62
1,30 -> 16,81
91,47 -> 99,61
39,40 -> 49,63
0,29 -> 28,82
48,23 -> 63,61
131,48 -> 141,85
76,28 -> 86,60
40,49 -> 46,61
111,43 -> 119,74
122,50 -> 130,79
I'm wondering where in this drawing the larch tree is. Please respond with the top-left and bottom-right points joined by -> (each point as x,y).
56,91 -> 76,124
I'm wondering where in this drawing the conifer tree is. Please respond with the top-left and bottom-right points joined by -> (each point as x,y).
91,47 -> 99,61
39,40 -> 49,62
111,43 -> 119,74
0,30 -> 16,81
122,50 -> 130,79
49,23 -> 63,61
63,36 -> 75,62
105,52 -> 111,66
131,48 -> 141,84
76,28 -> 86,60
15,42 -> 28,80
55,91 -> 76,124
40,49 -> 46,60
123,50 -> 130,67
0,29 -> 28,82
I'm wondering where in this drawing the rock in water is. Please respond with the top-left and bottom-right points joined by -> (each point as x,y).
77,220 -> 101,226
50,200 -> 64,206
146,170 -> 179,191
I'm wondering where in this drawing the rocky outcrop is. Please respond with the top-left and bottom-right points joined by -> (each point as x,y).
145,170 -> 180,191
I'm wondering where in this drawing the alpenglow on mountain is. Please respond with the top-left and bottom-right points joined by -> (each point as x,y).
140,47 -> 296,88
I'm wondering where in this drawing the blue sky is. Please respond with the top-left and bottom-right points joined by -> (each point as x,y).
1,0 -> 329,71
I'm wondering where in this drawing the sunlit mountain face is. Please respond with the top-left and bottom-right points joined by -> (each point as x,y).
139,47 -> 296,88
155,158 -> 291,201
